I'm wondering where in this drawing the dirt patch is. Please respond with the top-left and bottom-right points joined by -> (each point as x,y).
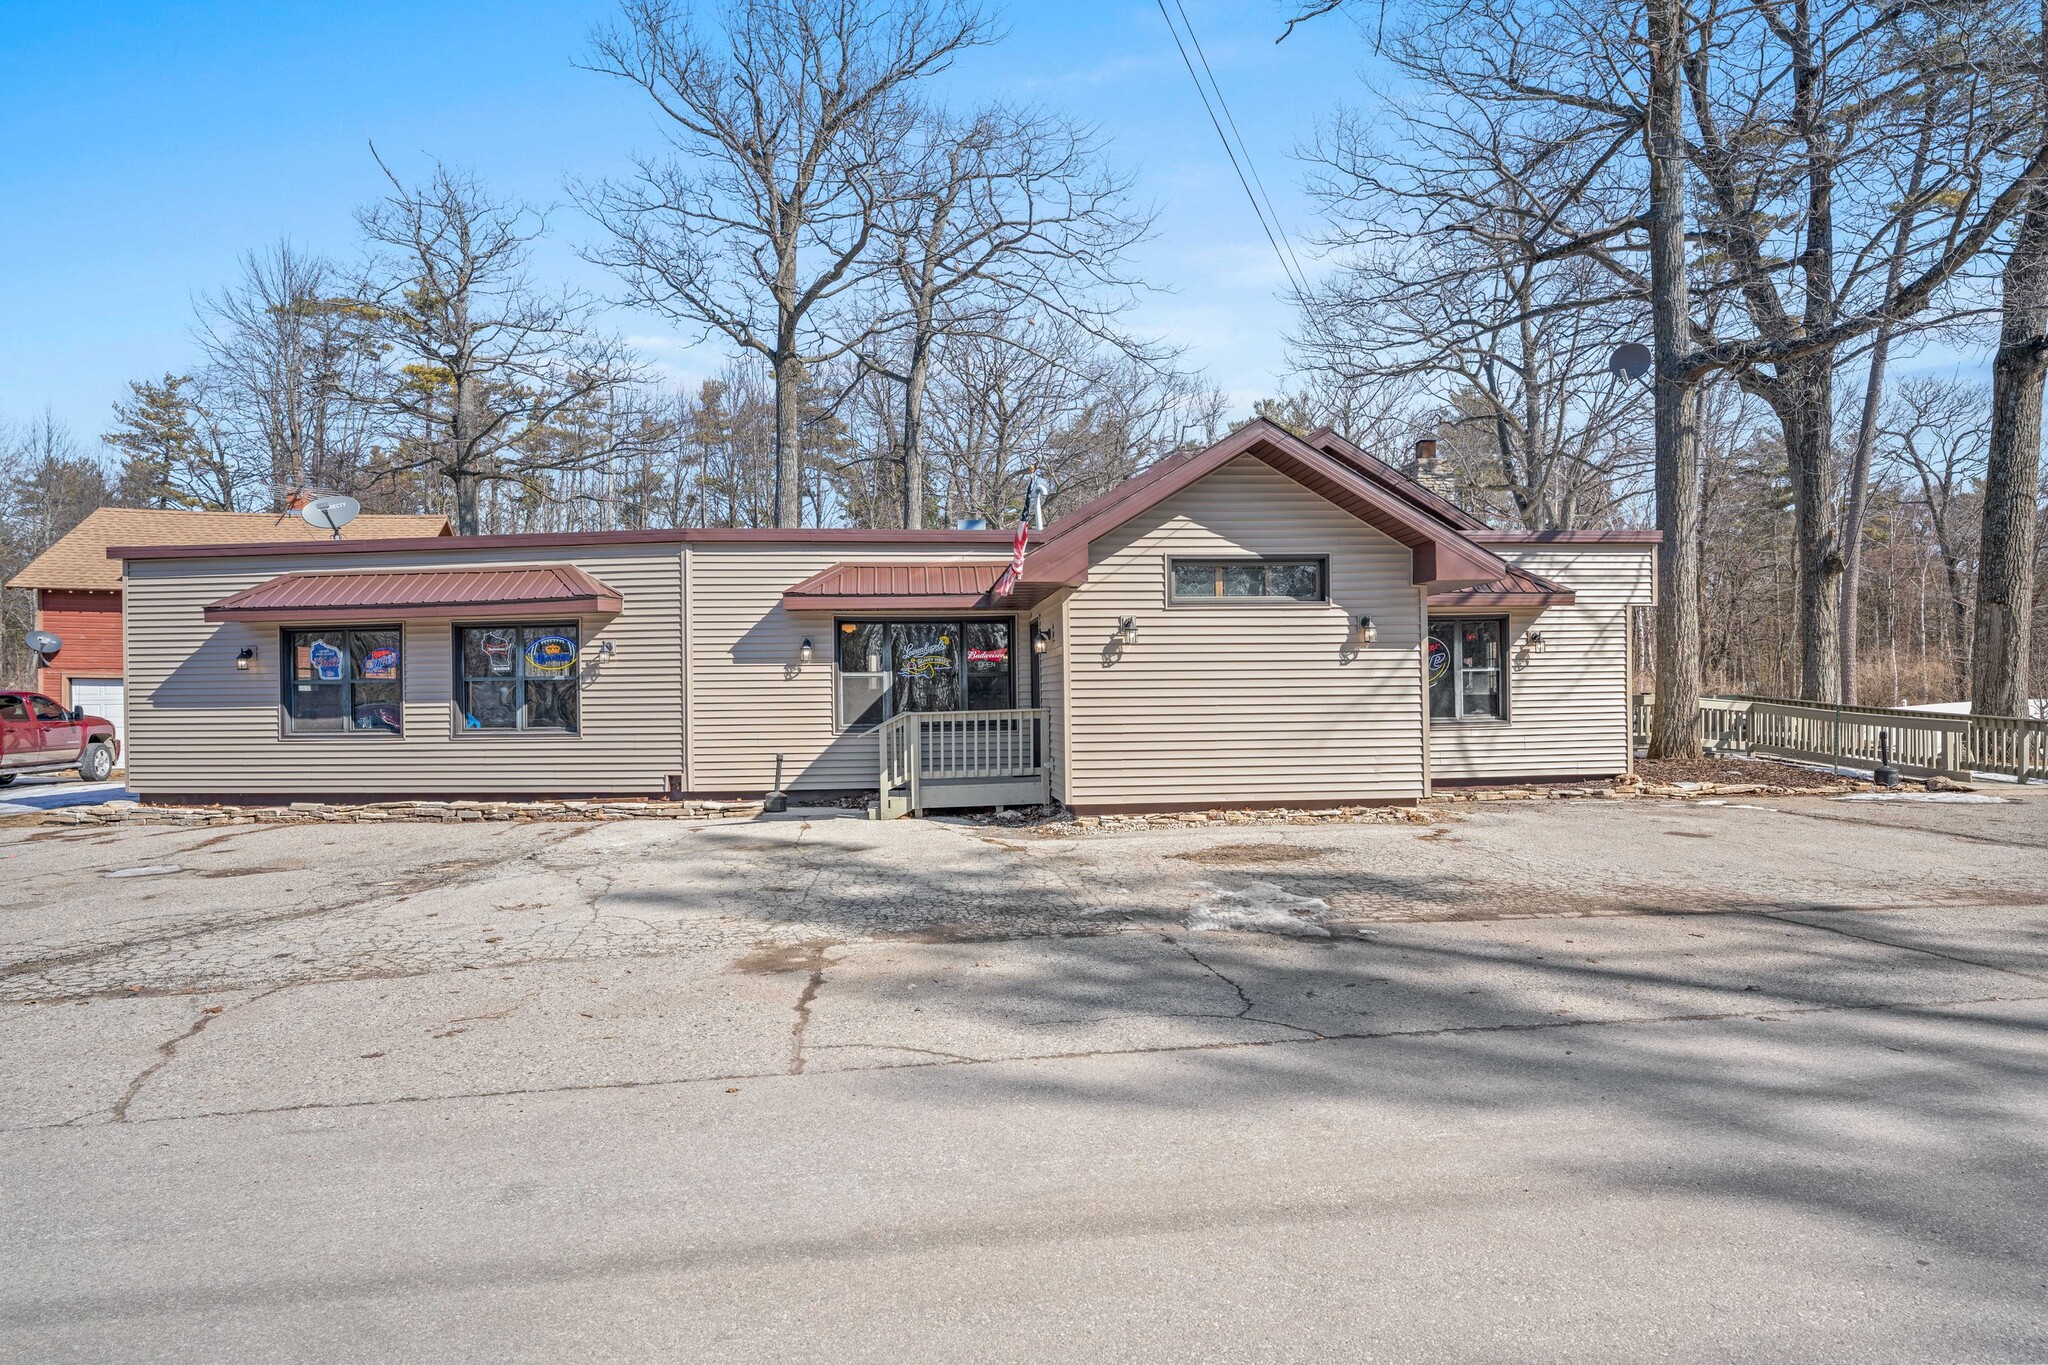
731,939 -> 841,975
1635,757 -> 1860,790
1172,842 -> 1331,866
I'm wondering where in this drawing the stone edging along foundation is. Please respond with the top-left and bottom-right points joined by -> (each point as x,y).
28,769 -> 1945,830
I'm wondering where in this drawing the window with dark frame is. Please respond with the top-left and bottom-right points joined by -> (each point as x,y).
834,619 -> 1015,730
1427,618 -> 1505,721
457,623 -> 581,733
1169,557 -> 1325,601
285,627 -> 403,735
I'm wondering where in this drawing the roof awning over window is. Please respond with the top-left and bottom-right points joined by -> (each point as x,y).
781,561 -> 1013,613
1426,565 -> 1576,609
203,564 -> 624,623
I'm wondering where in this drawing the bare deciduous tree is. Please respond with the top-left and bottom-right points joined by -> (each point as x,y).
866,101 -> 1154,525
579,0 -> 996,526
1977,0 -> 2048,717
350,156 -> 640,536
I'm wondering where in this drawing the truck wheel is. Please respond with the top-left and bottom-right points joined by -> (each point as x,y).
79,744 -> 114,783
0,774 -> 15,787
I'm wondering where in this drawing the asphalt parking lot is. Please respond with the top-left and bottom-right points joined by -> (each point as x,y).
5,789 -> 2048,1361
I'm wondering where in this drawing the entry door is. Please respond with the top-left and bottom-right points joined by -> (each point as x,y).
889,623 -> 960,715
69,679 -> 125,761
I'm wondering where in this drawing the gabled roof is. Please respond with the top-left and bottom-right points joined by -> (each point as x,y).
1020,418 -> 1507,592
783,561 -> 1009,612
1427,565 -> 1577,609
1301,427 -> 1490,532
11,507 -> 451,592
203,564 -> 620,623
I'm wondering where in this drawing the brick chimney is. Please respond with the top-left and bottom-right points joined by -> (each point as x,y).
1408,438 -> 1456,502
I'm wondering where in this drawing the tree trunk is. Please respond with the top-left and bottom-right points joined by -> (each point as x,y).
772,349 -> 805,528
1776,356 -> 1843,701
1974,180 -> 2048,717
899,331 -> 931,529
1645,0 -> 1703,761
1837,325 -> 1892,703
451,379 -> 481,537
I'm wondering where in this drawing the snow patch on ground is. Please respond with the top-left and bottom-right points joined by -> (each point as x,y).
1832,792 -> 2008,804
1186,881 -> 1333,937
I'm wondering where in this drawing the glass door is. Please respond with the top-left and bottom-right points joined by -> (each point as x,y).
889,622 -> 960,715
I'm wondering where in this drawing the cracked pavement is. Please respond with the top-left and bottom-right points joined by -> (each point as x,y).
6,791 -> 2048,1360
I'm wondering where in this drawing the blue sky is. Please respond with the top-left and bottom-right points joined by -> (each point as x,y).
0,1 -> 1380,447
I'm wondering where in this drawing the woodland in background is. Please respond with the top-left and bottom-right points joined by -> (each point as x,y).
6,0 -> 2047,714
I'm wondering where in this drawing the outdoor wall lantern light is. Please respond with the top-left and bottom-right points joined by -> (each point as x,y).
235,646 -> 257,671
597,639 -> 616,657
798,638 -> 815,664
1116,616 -> 1139,645
1032,624 -> 1055,655
1354,615 -> 1378,646
1525,632 -> 1547,654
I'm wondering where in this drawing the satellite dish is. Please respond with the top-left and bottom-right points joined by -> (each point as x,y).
301,494 -> 361,541
1608,342 -> 1653,383
25,629 -> 61,662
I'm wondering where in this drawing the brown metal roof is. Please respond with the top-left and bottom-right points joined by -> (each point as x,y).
9,507 -> 451,592
1022,419 -> 1509,592
203,564 -> 623,623
782,561 -> 1011,612
1427,565 -> 1577,609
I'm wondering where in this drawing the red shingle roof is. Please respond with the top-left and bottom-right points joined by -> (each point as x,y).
203,564 -> 623,623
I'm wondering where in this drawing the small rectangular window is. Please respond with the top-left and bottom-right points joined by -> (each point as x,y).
1428,618 -> 1506,721
1169,558 -> 1325,602
285,627 -> 403,735
457,624 -> 581,733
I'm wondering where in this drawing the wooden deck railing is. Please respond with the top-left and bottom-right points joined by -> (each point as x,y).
876,707 -> 1050,819
1634,692 -> 2043,783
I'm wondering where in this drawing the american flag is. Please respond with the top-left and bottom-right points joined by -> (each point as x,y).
992,515 -> 1028,598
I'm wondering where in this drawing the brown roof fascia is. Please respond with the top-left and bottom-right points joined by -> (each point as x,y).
109,526 -> 1017,563
1302,426 -> 1490,532
1467,530 -> 1663,545
1019,419 -> 1506,591
1427,565 -> 1577,608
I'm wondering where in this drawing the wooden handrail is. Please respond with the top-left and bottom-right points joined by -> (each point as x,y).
1635,692 -> 2041,783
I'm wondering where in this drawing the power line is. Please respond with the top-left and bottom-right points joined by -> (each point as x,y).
1171,0 -> 1312,298
1153,0 -> 1311,305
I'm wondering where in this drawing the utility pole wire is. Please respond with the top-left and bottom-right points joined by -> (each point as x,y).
1170,0 -> 1312,297
1153,0 -> 1311,304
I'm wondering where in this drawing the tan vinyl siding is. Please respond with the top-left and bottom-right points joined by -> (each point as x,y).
1065,457 -> 1426,807
1427,544 -> 1654,781
1029,590 -> 1073,803
685,544 -> 1013,793
123,544 -> 684,796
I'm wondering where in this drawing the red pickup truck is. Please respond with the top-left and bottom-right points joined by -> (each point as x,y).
0,690 -> 120,785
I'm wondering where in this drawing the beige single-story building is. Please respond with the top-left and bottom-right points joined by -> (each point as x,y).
109,420 -> 1657,813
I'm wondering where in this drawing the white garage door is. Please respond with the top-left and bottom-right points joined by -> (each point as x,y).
68,679 -> 125,765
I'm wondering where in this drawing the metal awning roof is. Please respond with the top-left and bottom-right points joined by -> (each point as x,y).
781,561 -> 1012,612
1426,565 -> 1576,609
203,564 -> 624,623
